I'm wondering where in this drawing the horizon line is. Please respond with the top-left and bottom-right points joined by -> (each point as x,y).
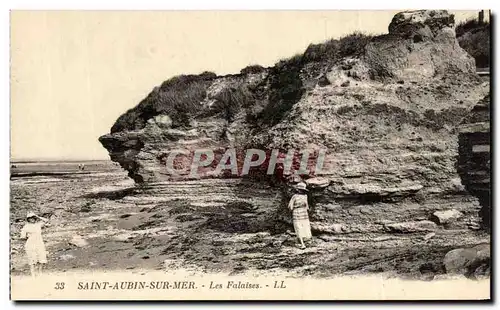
10,157 -> 111,163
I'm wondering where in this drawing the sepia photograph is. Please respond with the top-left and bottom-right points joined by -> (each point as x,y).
9,7 -> 491,301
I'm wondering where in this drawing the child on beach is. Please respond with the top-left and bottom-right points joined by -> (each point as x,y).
20,211 -> 49,277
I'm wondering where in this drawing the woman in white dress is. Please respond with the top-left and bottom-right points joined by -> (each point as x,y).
288,182 -> 312,249
20,211 -> 49,277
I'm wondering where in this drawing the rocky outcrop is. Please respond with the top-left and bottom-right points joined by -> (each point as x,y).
367,10 -> 475,81
99,10 -> 489,234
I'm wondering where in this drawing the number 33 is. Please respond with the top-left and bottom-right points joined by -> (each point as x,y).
54,282 -> 65,290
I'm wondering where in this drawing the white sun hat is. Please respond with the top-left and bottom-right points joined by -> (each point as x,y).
296,182 -> 308,191
26,211 -> 37,219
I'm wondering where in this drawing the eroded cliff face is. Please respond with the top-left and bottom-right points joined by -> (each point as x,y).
99,10 -> 490,234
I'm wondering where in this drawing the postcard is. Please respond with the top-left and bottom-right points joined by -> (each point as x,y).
10,9 -> 491,301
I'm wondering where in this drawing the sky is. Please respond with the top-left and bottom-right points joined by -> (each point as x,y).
10,10 -> 481,161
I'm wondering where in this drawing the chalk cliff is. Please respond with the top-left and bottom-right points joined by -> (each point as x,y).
99,10 -> 490,233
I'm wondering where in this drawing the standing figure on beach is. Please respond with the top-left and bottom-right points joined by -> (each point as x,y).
288,182 -> 312,249
20,211 -> 49,277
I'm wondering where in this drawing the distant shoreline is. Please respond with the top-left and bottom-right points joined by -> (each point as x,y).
10,159 -> 111,164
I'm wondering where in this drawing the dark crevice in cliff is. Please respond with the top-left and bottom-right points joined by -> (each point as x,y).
457,94 -> 491,231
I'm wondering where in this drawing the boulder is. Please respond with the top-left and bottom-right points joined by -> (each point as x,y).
473,243 -> 490,261
151,114 -> 173,128
431,209 -> 463,225
443,243 -> 490,277
443,248 -> 477,274
305,177 -> 330,189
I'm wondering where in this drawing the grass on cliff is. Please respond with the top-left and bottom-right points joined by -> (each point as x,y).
111,32 -> 374,132
254,32 -> 374,126
209,86 -> 256,122
240,64 -> 267,75
303,32 -> 373,63
111,72 -> 216,133
456,18 -> 490,68
255,53 -> 305,126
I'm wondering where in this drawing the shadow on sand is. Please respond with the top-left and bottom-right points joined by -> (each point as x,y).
80,187 -> 138,200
